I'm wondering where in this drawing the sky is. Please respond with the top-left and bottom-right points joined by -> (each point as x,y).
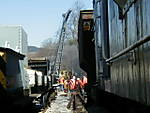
0,0 -> 92,47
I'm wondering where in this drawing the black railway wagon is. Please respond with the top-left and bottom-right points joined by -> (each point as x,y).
78,10 -> 98,103
93,0 -> 150,110
28,58 -> 55,109
78,0 -> 150,112
78,10 -> 96,85
0,47 -> 26,95
0,47 -> 35,113
28,58 -> 51,93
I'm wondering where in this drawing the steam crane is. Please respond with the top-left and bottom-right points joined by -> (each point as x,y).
51,10 -> 72,83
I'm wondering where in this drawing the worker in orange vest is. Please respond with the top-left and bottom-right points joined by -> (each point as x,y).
82,75 -> 88,87
76,78 -> 83,89
64,79 -> 69,93
69,76 -> 76,92
59,76 -> 65,91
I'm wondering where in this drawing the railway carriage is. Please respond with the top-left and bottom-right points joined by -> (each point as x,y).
78,0 -> 150,111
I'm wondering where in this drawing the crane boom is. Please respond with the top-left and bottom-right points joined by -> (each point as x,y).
51,10 -> 72,78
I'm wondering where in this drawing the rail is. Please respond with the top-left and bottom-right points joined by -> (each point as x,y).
67,91 -> 86,110
106,35 -> 150,63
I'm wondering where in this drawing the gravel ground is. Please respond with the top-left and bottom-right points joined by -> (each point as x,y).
41,91 -> 111,113
44,91 -> 72,113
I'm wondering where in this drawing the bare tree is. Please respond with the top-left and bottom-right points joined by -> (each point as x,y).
59,0 -> 85,74
28,0 -> 85,75
66,0 -> 84,39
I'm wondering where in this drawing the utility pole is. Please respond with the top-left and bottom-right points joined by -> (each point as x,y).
51,10 -> 72,80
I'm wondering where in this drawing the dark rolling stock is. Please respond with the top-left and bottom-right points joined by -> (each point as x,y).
78,10 -> 96,85
0,49 -> 55,112
78,0 -> 150,112
0,47 -> 35,113
0,47 -> 26,95
28,57 -> 55,109
28,57 -> 51,93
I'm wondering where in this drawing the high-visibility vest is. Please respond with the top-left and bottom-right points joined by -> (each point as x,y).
64,80 -> 68,89
76,80 -> 83,88
82,76 -> 87,86
69,79 -> 76,90
59,77 -> 64,84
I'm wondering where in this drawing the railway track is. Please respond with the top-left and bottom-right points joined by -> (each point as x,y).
43,90 -> 113,113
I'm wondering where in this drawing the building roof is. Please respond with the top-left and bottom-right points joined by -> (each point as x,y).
0,47 -> 25,60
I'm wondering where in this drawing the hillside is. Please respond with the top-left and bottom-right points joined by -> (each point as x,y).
28,46 -> 40,53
